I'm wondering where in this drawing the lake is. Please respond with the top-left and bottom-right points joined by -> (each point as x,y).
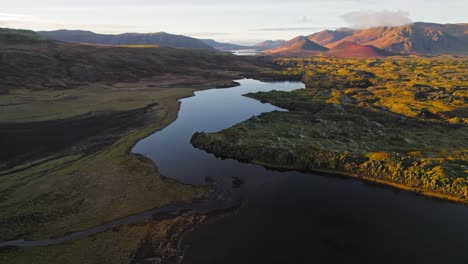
133,79 -> 468,264
230,49 -> 262,56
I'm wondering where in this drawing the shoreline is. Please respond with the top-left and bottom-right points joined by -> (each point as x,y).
0,79 -> 247,255
233,158 -> 468,205
0,80 -> 242,241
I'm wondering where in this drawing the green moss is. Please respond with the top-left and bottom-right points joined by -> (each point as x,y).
193,56 -> 468,202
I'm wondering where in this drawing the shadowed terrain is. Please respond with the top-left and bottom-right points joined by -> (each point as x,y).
38,29 -> 215,50
0,28 -> 269,263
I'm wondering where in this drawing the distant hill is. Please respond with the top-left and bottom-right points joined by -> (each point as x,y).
201,39 -> 251,50
323,41 -> 395,58
264,36 -> 328,56
307,29 -> 353,46
254,40 -> 286,50
0,28 -> 261,91
37,30 -> 215,50
0,28 -> 48,43
317,22 -> 468,55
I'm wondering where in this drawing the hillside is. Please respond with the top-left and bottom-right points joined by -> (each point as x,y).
201,39 -> 251,50
0,28 -> 49,43
307,29 -> 353,46
0,29 -> 261,92
323,41 -> 394,58
321,22 -> 468,55
264,36 -> 328,56
38,30 -> 215,50
254,40 -> 286,50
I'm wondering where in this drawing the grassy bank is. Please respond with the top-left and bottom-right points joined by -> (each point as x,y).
0,214 -> 208,264
0,80 -> 235,263
0,28 -> 269,263
0,82 -> 221,242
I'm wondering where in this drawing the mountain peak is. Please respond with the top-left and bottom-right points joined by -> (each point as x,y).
264,36 -> 327,56
308,30 -> 353,46
279,36 -> 327,50
254,40 -> 286,50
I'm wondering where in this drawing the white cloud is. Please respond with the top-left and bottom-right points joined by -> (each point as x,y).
0,13 -> 37,28
341,10 -> 412,28
0,12 -> 139,33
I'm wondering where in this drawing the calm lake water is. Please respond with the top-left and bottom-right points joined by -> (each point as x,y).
133,79 -> 468,264
230,49 -> 261,56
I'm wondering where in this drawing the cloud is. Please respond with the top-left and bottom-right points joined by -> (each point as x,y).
0,12 -> 140,33
341,10 -> 412,29
0,13 -> 35,26
0,13 -> 33,21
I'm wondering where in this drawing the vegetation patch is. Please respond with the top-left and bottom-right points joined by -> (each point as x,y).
0,214 -> 207,264
192,56 -> 468,203
0,85 -> 212,242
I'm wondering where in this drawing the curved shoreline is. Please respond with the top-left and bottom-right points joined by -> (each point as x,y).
0,80 -> 242,249
247,160 -> 468,205
190,143 -> 468,206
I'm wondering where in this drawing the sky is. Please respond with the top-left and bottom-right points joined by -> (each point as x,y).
0,0 -> 467,45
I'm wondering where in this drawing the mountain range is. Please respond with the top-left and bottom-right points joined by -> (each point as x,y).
37,30 -> 286,52
264,22 -> 468,57
0,28 -> 259,91
38,30 -> 215,50
307,22 -> 468,55
11,22 -> 468,57
263,36 -> 393,58
200,39 -> 251,50
254,40 -> 287,50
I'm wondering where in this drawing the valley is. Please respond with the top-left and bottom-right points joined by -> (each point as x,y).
0,29 -> 269,263
0,17 -> 467,264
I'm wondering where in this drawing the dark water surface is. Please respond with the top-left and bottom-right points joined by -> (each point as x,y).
133,79 -> 468,264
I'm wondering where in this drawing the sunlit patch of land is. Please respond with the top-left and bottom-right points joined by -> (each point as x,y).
192,56 -> 468,203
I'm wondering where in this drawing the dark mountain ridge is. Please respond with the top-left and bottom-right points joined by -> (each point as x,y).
37,29 -> 215,50
201,39 -> 252,50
